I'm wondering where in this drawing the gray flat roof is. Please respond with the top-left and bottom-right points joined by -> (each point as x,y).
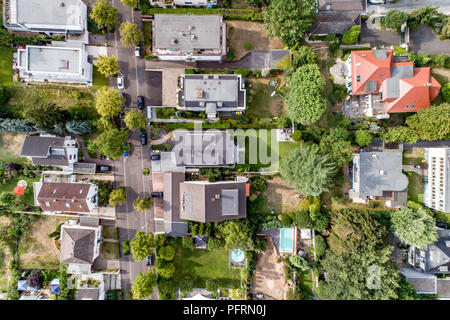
184,75 -> 238,105
27,46 -> 80,74
16,0 -> 83,27
359,151 -> 409,197
154,14 -> 222,52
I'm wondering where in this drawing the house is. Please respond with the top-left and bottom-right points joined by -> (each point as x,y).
177,74 -> 246,118
424,148 -> 450,213
310,0 -> 365,36
16,42 -> 93,85
33,180 -> 98,215
173,0 -> 217,7
75,273 -> 106,300
60,221 -> 102,274
344,49 -> 441,117
179,180 -> 247,223
152,14 -> 227,62
20,135 -> 78,171
162,172 -> 189,237
349,142 -> 408,208
3,0 -> 88,42
152,130 -> 245,173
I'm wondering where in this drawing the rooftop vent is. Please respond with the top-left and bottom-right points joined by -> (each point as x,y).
65,203 -> 70,208
379,170 -> 385,175
188,25 -> 194,30
59,1 -> 65,7
170,38 -> 178,45
372,154 -> 377,159
191,35 -> 197,40
215,193 -> 220,200
179,32 -> 184,37
79,189 -> 83,194
195,90 -> 203,98
53,189 -> 57,194
425,82 -> 432,87
59,59 -> 69,69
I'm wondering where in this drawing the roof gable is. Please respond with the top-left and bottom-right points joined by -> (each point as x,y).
352,50 -> 393,95
60,226 -> 96,264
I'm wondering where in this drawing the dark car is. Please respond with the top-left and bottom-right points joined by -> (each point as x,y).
137,96 -> 144,110
145,255 -> 152,266
140,131 -> 147,145
151,192 -> 163,198
97,165 -> 111,172
151,154 -> 160,161
119,92 -> 126,107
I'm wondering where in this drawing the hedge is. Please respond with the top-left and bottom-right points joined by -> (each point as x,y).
259,220 -> 282,231
141,8 -> 263,21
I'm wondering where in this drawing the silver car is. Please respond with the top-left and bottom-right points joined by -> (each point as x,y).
117,76 -> 124,90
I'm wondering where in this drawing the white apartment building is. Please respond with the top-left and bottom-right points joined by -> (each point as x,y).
424,148 -> 450,213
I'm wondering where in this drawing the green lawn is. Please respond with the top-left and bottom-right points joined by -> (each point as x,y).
0,137 -> 26,164
0,175 -> 40,205
174,240 -> 241,289
0,46 -> 13,87
247,81 -> 285,118
101,242 -> 119,259
406,172 -> 424,203
299,271 -> 313,297
102,226 -> 118,239
92,66 -> 109,90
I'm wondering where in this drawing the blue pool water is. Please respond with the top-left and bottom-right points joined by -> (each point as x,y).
231,249 -> 245,263
280,228 -> 295,253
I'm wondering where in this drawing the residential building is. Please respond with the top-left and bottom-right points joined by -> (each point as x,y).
152,130 -> 245,173
3,0 -> 88,41
20,135 -> 79,171
349,142 -> 409,208
173,0 -> 217,7
344,49 -> 441,117
16,42 -> 93,85
152,14 -> 227,61
75,273 -> 106,300
179,180 -> 247,223
177,74 -> 246,118
34,180 -> 98,215
424,148 -> 450,213
60,221 -> 102,274
310,0 -> 365,36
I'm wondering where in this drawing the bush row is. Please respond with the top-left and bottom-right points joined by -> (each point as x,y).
141,8 -> 263,21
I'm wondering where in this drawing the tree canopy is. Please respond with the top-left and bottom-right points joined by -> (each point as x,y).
319,127 -> 354,167
385,9 -> 409,32
131,270 -> 157,300
95,55 -> 119,78
130,231 -> 155,261
120,0 -> 138,8
280,144 -> 336,196
124,110 -> 146,131
390,208 -> 438,249
155,259 -> 176,279
262,0 -> 317,47
95,88 -> 125,119
133,197 -> 153,212
354,129 -> 373,146
23,103 -> 66,130
405,103 -> 450,141
286,64 -> 326,125
342,25 -> 361,45
89,0 -> 119,30
217,219 -> 257,250
119,22 -> 143,48
109,187 -> 126,208
96,127 -> 130,160
158,245 -> 175,262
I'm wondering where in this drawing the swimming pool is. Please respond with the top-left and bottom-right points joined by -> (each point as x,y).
230,249 -> 245,264
280,228 -> 295,253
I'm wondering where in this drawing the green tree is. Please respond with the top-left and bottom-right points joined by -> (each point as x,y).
441,17 -> 450,39
319,127 -> 354,167
442,83 -> 450,102
65,120 -> 92,135
262,0 -> 317,47
157,278 -> 175,300
408,5 -> 439,29
406,103 -> 450,141
130,231 -> 155,261
342,25 -> 360,45
131,270 -> 157,300
133,197 -> 153,212
219,219 -> 256,250
391,208 -> 438,249
155,259 -> 176,279
124,110 -> 146,131
354,129 -> 373,146
0,192 -> 16,205
288,255 -> 310,272
120,0 -> 138,8
109,187 -> 126,208
380,126 -> 419,144
313,234 -> 326,260
180,277 -> 194,295
327,209 -> 387,256
95,55 -> 119,78
286,64 -> 326,125
119,22 -> 143,48
385,9 -> 409,32
23,104 -> 66,130
245,0 -> 269,7
205,279 -> 219,292
89,0 -> 119,31
292,46 -> 317,67
158,245 -> 175,262
96,128 -> 130,160
280,144 -> 336,196
95,87 -> 125,119
294,210 -> 312,228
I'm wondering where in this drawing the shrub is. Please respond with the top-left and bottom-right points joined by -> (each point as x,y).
294,210 -> 312,228
208,237 -> 222,250
261,69 -> 271,77
251,175 -> 267,192
155,259 -> 176,279
342,25 -> 360,45
314,234 -> 327,260
354,129 -> 373,146
227,49 -> 236,61
281,214 -> 293,227
142,168 -> 150,175
442,83 -> 450,103
291,130 -> 302,141
249,193 -> 258,202
122,240 -> 131,256
234,69 -> 251,77
159,245 -> 175,261
180,277 -> 194,295
182,236 -> 194,249
206,279 -> 219,292
244,42 -> 252,51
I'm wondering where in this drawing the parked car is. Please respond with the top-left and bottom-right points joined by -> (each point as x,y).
151,154 -> 160,161
137,96 -> 144,110
368,0 -> 385,4
145,255 -> 152,266
140,131 -> 147,145
97,165 -> 111,172
123,142 -> 130,157
119,92 -> 126,107
151,192 -> 163,198
117,76 -> 124,90
135,47 -> 141,58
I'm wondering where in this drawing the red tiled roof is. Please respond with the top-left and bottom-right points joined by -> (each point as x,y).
351,49 -> 393,95
385,68 -> 442,113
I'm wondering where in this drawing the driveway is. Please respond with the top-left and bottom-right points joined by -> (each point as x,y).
410,25 -> 450,55
360,22 -> 401,47
147,71 -> 163,106
375,0 -> 450,15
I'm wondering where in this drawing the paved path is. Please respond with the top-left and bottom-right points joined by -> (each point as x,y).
410,25 -> 450,55
150,131 -> 174,145
402,165 -> 425,175
375,0 -> 450,15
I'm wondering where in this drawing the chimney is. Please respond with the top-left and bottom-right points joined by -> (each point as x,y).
59,1 -> 65,7
195,90 -> 203,98
188,25 -> 194,30
215,193 -> 220,200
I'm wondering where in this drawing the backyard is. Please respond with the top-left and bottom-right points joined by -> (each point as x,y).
226,21 -> 283,60
0,46 -> 13,87
0,174 -> 40,205
173,240 -> 241,289
0,132 -> 27,164
18,216 -> 71,269
100,242 -> 119,260
92,66 -> 109,90
0,216 -> 11,292
402,148 -> 424,166
247,78 -> 286,119
406,172 -> 424,203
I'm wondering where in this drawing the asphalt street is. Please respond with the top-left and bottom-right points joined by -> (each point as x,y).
371,0 -> 450,15
106,0 -> 156,299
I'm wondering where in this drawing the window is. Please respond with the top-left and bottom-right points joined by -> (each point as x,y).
405,104 -> 410,109
356,75 -> 361,82
411,104 -> 415,109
